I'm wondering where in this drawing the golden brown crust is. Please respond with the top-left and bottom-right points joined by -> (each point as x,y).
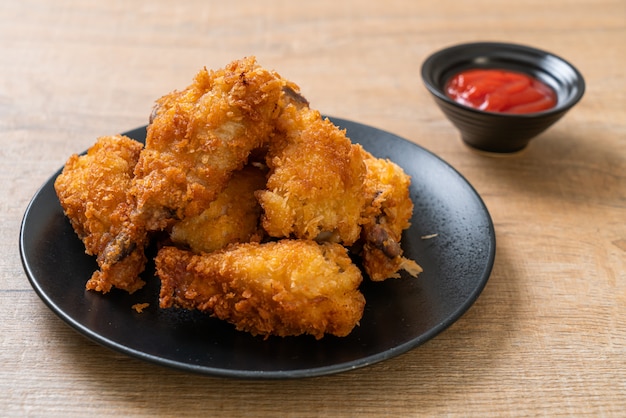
54,135 -> 147,293
257,102 -> 366,246
359,149 -> 422,280
131,57 -> 285,231
170,164 -> 266,253
54,58 -> 421,338
156,240 -> 365,339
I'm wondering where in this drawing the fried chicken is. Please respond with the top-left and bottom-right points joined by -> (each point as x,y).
359,150 -> 422,281
170,164 -> 267,254
131,57 -> 285,231
53,58 -> 422,339
256,91 -> 366,246
156,240 -> 365,339
54,135 -> 148,293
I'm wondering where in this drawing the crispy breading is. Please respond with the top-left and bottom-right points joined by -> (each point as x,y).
54,135 -> 148,293
156,240 -> 365,339
54,58 -> 421,339
131,57 -> 285,231
256,97 -> 366,246
170,164 -> 266,254
359,149 -> 422,280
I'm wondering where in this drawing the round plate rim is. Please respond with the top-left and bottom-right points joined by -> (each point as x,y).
20,117 -> 496,379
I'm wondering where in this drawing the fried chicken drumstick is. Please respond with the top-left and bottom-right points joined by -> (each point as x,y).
359,150 -> 422,281
256,89 -> 366,246
156,240 -> 365,339
54,56 -> 421,340
169,164 -> 266,254
131,57 -> 285,231
54,135 -> 148,293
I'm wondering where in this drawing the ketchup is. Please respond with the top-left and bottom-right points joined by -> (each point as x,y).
445,69 -> 557,114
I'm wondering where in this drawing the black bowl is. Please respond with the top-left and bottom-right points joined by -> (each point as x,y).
421,42 -> 585,153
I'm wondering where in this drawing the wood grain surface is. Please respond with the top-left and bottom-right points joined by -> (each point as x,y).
1,0 -> 624,416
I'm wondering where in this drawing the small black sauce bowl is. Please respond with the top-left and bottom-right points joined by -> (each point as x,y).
421,42 -> 585,153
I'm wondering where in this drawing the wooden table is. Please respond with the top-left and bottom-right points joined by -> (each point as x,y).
2,0 -> 624,415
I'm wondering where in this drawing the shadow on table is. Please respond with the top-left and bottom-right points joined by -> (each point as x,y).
472,128 -> 625,207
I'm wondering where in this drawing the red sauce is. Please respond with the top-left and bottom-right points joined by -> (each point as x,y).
445,69 -> 557,114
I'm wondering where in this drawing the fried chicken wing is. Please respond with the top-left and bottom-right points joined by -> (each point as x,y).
53,57 -> 422,339
359,150 -> 422,281
156,240 -> 365,339
256,93 -> 366,246
54,135 -> 148,293
170,164 -> 267,254
132,57 -> 285,231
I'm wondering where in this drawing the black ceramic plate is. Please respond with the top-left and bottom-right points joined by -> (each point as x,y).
20,117 -> 495,379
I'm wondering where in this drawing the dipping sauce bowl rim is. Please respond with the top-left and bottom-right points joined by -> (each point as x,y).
421,41 -> 586,119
